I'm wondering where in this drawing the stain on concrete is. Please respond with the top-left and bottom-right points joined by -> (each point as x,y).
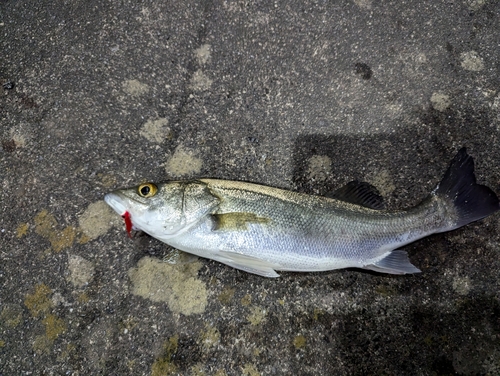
431,92 -> 451,112
79,201 -> 119,240
128,257 -> 207,315
122,79 -> 150,96
34,210 -> 77,252
189,70 -> 212,91
354,62 -> 373,79
164,144 -> 203,176
67,254 -> 95,288
140,118 -> 171,143
460,51 -> 484,72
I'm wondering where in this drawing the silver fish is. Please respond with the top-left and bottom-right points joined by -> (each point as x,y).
104,148 -> 499,277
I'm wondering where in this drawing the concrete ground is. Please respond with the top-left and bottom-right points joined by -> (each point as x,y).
1,0 -> 500,374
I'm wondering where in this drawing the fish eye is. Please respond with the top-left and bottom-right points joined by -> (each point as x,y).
138,183 -> 157,198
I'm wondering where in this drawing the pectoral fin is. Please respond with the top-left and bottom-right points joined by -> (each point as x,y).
363,250 -> 421,275
214,250 -> 281,278
212,212 -> 270,231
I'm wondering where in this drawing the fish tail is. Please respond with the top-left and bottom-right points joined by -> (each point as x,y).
435,147 -> 499,229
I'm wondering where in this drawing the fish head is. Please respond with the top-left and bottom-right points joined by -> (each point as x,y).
104,180 -> 219,239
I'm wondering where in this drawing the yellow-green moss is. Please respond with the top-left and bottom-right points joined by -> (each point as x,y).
218,287 -> 235,304
33,335 -> 52,354
242,363 -> 260,376
241,294 -> 252,306
16,222 -> 29,238
119,316 -> 138,333
78,292 -> 90,303
313,308 -> 324,321
34,210 -> 76,252
151,335 -> 179,376
24,284 -> 52,317
1,304 -> 23,328
190,363 -> 205,376
247,306 -> 266,326
42,314 -> 67,341
199,324 -> 220,351
293,335 -> 307,349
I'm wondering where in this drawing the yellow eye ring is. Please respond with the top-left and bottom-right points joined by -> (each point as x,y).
137,183 -> 158,198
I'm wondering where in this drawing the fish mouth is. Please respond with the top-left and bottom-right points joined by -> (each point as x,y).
104,193 -> 128,215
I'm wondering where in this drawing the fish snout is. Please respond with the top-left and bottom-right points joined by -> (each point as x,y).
104,193 -> 128,216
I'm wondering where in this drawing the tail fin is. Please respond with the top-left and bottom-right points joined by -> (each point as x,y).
435,147 -> 499,229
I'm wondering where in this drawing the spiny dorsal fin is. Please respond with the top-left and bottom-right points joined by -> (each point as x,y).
327,180 -> 385,210
212,212 -> 270,231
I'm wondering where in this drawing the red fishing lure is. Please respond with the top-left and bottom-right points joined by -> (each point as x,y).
122,211 -> 133,238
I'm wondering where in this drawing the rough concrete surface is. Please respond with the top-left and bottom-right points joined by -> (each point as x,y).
1,0 -> 500,375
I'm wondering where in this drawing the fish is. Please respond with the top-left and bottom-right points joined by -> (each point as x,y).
104,148 -> 499,277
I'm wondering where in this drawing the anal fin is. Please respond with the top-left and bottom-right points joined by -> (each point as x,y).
363,250 -> 421,275
214,251 -> 281,278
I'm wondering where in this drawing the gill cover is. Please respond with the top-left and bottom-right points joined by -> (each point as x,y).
144,180 -> 220,237
181,180 -> 221,226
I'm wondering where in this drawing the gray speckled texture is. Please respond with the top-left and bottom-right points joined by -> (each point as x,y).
1,0 -> 500,375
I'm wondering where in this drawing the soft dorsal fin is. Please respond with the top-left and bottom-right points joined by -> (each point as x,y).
327,180 -> 385,210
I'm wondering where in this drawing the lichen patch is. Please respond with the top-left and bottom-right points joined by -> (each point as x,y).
460,51 -> 484,72
306,155 -> 332,182
140,118 -> 171,143
431,92 -> 451,112
122,79 -> 150,96
24,284 -> 53,318
67,254 -> 95,288
79,200 -> 119,240
128,257 -> 207,315
190,70 -> 212,91
195,44 -> 211,65
164,145 -> 203,176
16,222 -> 29,238
34,210 -> 76,252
